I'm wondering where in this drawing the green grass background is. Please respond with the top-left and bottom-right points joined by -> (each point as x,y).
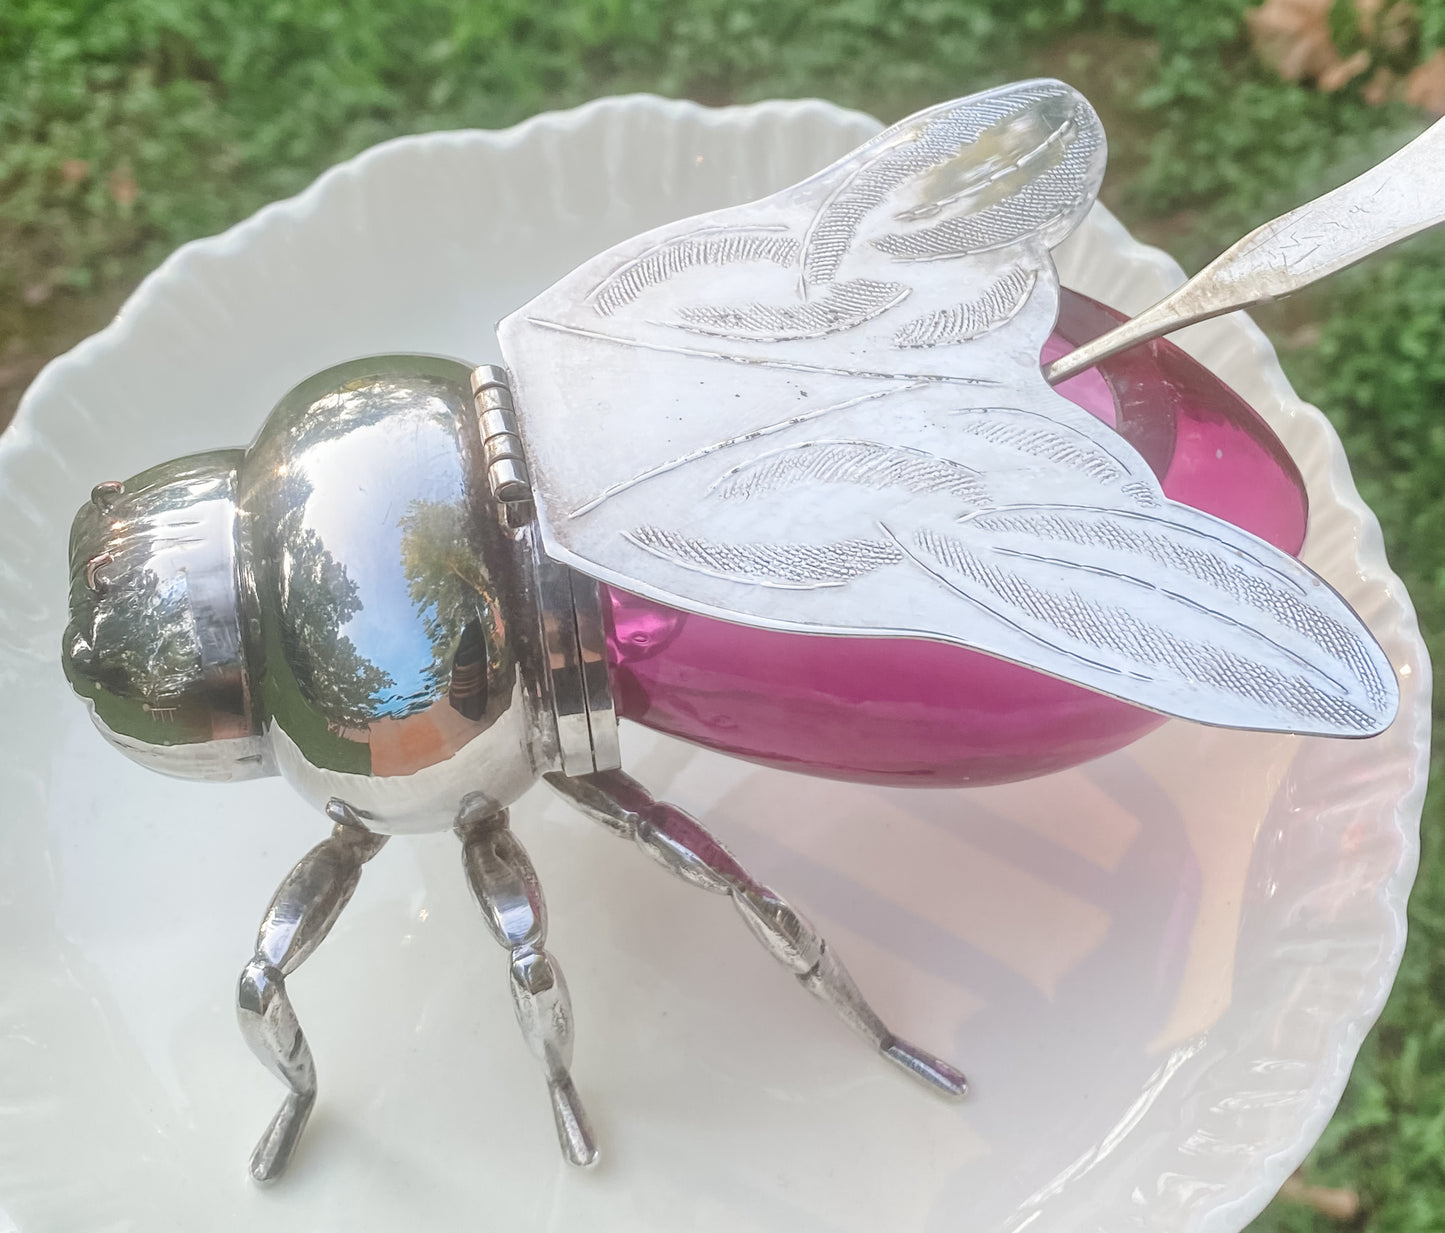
3,1 -> 1443,1226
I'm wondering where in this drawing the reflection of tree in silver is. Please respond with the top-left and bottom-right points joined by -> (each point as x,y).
272,505 -> 395,732
398,497 -> 496,715
285,378 -> 416,455
77,566 -> 199,710
60,454 -> 245,748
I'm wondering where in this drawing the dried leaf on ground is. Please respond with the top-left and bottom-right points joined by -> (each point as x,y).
1249,0 -> 1424,99
1278,1170 -> 1362,1221
1363,64 -> 1398,103
108,165 -> 138,208
1319,47 -> 1372,90
1405,49 -> 1445,113
1247,0 -> 1344,83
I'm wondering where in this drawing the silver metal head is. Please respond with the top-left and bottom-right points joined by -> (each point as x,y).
62,451 -> 272,782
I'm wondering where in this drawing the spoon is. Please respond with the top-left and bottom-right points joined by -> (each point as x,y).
1045,116 -> 1445,384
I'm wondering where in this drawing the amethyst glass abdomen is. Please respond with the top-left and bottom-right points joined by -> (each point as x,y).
602,290 -> 1309,787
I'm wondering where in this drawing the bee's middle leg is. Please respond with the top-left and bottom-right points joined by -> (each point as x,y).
236,800 -> 387,1184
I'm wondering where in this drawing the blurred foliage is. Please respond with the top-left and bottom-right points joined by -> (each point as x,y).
4,1 -> 1445,1228
0,0 -> 1089,297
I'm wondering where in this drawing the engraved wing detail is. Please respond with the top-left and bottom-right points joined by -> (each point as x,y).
801,80 -> 1102,284
626,527 -> 903,588
590,226 -> 799,316
675,278 -> 909,341
710,440 -> 989,504
628,441 -> 1392,734
905,506 -> 1390,735
497,78 -> 1399,738
893,268 -> 1037,348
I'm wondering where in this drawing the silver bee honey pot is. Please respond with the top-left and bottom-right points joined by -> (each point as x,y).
60,79 -> 1435,1183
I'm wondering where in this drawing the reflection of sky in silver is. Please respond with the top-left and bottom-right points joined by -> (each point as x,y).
297,416 -> 456,720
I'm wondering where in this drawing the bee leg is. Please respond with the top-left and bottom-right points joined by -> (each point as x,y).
236,800 -> 387,1184
456,806 -> 598,1167
546,770 -> 967,1100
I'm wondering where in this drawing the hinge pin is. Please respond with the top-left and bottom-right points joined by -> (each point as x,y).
470,364 -> 532,504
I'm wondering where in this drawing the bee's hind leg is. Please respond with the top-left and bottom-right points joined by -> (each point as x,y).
546,769 -> 967,1100
236,800 -> 388,1184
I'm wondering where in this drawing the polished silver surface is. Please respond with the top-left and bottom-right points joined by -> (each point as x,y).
237,800 -> 388,1183
1046,115 -> 1445,383
458,807 -> 598,1167
528,525 -> 621,777
62,450 -> 274,781
241,355 -> 554,832
470,364 -> 533,503
568,565 -> 622,773
471,362 -> 618,775
62,355 -> 565,831
546,770 -> 968,1099
499,77 -> 1398,739
530,528 -> 600,777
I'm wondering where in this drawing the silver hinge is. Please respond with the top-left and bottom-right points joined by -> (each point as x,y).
470,364 -> 532,504
472,365 -> 618,775
528,526 -> 622,778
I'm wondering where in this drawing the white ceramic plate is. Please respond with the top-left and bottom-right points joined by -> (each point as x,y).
0,94 -> 1428,1233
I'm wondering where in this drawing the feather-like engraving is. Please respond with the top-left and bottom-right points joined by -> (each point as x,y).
712,440 -> 989,505
893,268 -> 1037,348
903,504 -> 1392,734
875,174 -> 1097,263
1120,480 -> 1159,508
628,526 -> 901,588
800,82 -> 1103,287
947,408 -> 1133,485
970,506 -> 1391,709
873,92 -> 1103,264
675,279 -> 909,341
914,526 -> 1378,732
591,227 -> 800,316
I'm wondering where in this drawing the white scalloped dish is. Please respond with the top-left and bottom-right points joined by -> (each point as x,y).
0,95 -> 1428,1233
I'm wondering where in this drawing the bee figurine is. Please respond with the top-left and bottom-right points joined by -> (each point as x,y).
60,79 -> 1401,1183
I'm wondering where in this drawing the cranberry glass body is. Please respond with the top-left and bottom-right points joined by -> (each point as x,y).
602,289 -> 1309,788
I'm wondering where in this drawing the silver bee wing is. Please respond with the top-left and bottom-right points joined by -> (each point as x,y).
497,78 -> 1398,738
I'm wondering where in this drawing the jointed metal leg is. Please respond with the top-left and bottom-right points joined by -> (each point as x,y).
237,800 -> 388,1183
456,807 -> 598,1167
546,769 -> 967,1099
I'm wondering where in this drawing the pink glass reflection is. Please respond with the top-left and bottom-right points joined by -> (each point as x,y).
603,289 -> 1309,787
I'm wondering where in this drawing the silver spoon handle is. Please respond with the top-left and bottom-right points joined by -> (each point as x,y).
1045,116 -> 1445,385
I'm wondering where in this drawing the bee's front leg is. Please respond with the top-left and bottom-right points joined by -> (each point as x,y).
236,800 -> 387,1183
546,769 -> 967,1099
